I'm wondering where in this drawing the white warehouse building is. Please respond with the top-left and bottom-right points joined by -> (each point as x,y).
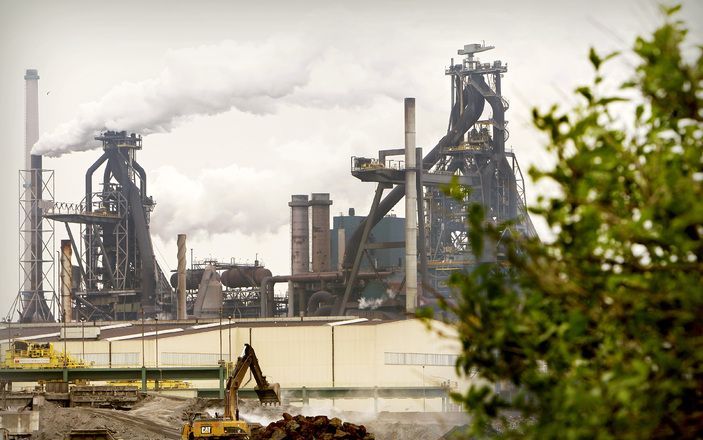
1,317 -> 473,413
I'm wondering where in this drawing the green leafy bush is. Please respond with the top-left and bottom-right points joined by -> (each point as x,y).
432,6 -> 702,439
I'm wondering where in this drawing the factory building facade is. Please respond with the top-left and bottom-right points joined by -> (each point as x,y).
0,318 -> 470,412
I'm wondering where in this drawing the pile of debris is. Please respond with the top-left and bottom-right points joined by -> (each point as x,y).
254,413 -> 375,440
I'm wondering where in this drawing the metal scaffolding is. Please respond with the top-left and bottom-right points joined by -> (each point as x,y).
14,168 -> 57,322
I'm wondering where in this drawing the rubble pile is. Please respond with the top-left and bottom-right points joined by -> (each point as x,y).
255,413 -> 375,440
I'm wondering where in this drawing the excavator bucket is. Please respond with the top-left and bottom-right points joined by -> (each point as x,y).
255,382 -> 281,405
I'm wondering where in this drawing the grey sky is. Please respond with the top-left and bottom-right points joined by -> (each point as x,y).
1,0 -> 701,316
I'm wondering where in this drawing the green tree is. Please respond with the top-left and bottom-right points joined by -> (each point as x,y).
434,6 -> 702,439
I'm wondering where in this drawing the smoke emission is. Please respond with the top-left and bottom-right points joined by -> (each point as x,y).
33,38 -> 413,157
33,39 -> 318,156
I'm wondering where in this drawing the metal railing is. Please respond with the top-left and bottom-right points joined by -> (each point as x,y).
351,156 -> 405,172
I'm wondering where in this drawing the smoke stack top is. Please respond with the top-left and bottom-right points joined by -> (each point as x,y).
24,69 -> 40,80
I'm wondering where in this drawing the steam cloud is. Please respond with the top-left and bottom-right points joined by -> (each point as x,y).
149,165 -> 290,239
33,39 -> 318,156
33,38 -> 412,157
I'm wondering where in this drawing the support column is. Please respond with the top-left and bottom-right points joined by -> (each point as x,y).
60,240 -> 72,323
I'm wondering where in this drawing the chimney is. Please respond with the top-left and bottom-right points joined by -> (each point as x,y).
310,193 -> 332,272
60,240 -> 73,323
289,195 -> 310,275
24,69 -> 39,169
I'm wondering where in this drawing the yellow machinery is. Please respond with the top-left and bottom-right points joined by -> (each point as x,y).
181,344 -> 281,440
2,340 -> 87,369
108,379 -> 191,390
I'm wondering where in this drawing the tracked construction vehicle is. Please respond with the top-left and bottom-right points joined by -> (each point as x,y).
181,344 -> 281,440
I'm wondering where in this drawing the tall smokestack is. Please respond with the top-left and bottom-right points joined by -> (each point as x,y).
60,240 -> 72,323
289,195 -> 310,275
289,195 -> 309,317
25,69 -> 39,168
21,70 -> 40,297
310,193 -> 332,272
177,234 -> 187,320
404,98 -> 418,314
19,68 -> 52,322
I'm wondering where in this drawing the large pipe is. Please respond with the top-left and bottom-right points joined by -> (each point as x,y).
30,154 -> 43,298
220,266 -> 272,288
177,234 -> 187,320
310,193 -> 332,272
169,269 -> 205,290
306,290 -> 335,316
60,240 -> 73,323
404,98 -> 418,314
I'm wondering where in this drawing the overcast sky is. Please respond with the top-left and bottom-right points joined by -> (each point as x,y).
1,0 -> 701,317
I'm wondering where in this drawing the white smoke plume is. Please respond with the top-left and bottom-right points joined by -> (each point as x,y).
33,38 -> 414,157
359,288 -> 401,310
149,165 -> 290,239
33,39 -> 319,156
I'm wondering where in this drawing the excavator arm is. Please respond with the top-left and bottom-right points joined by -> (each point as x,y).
224,344 -> 281,421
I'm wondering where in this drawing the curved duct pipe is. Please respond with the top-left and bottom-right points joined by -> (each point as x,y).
132,160 -> 147,198
85,151 -> 109,212
342,85 -> 486,269
110,154 -> 157,310
306,290 -> 335,316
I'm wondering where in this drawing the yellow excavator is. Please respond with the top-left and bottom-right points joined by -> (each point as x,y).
181,344 -> 281,440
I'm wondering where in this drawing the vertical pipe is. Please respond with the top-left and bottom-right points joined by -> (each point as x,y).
416,148 -> 429,298
30,155 -> 43,302
310,193 -> 333,272
405,98 -> 418,314
176,234 -> 187,320
337,228 -> 345,271
287,280 -> 294,318
60,240 -> 73,323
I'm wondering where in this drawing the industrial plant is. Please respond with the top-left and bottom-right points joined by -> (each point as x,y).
2,43 -> 535,438
10,43 -> 534,325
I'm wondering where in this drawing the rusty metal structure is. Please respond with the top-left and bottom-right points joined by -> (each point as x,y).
338,43 -> 536,315
171,259 -> 282,319
46,131 -> 173,320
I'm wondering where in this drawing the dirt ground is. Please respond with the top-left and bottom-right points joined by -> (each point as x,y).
33,395 -> 470,440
